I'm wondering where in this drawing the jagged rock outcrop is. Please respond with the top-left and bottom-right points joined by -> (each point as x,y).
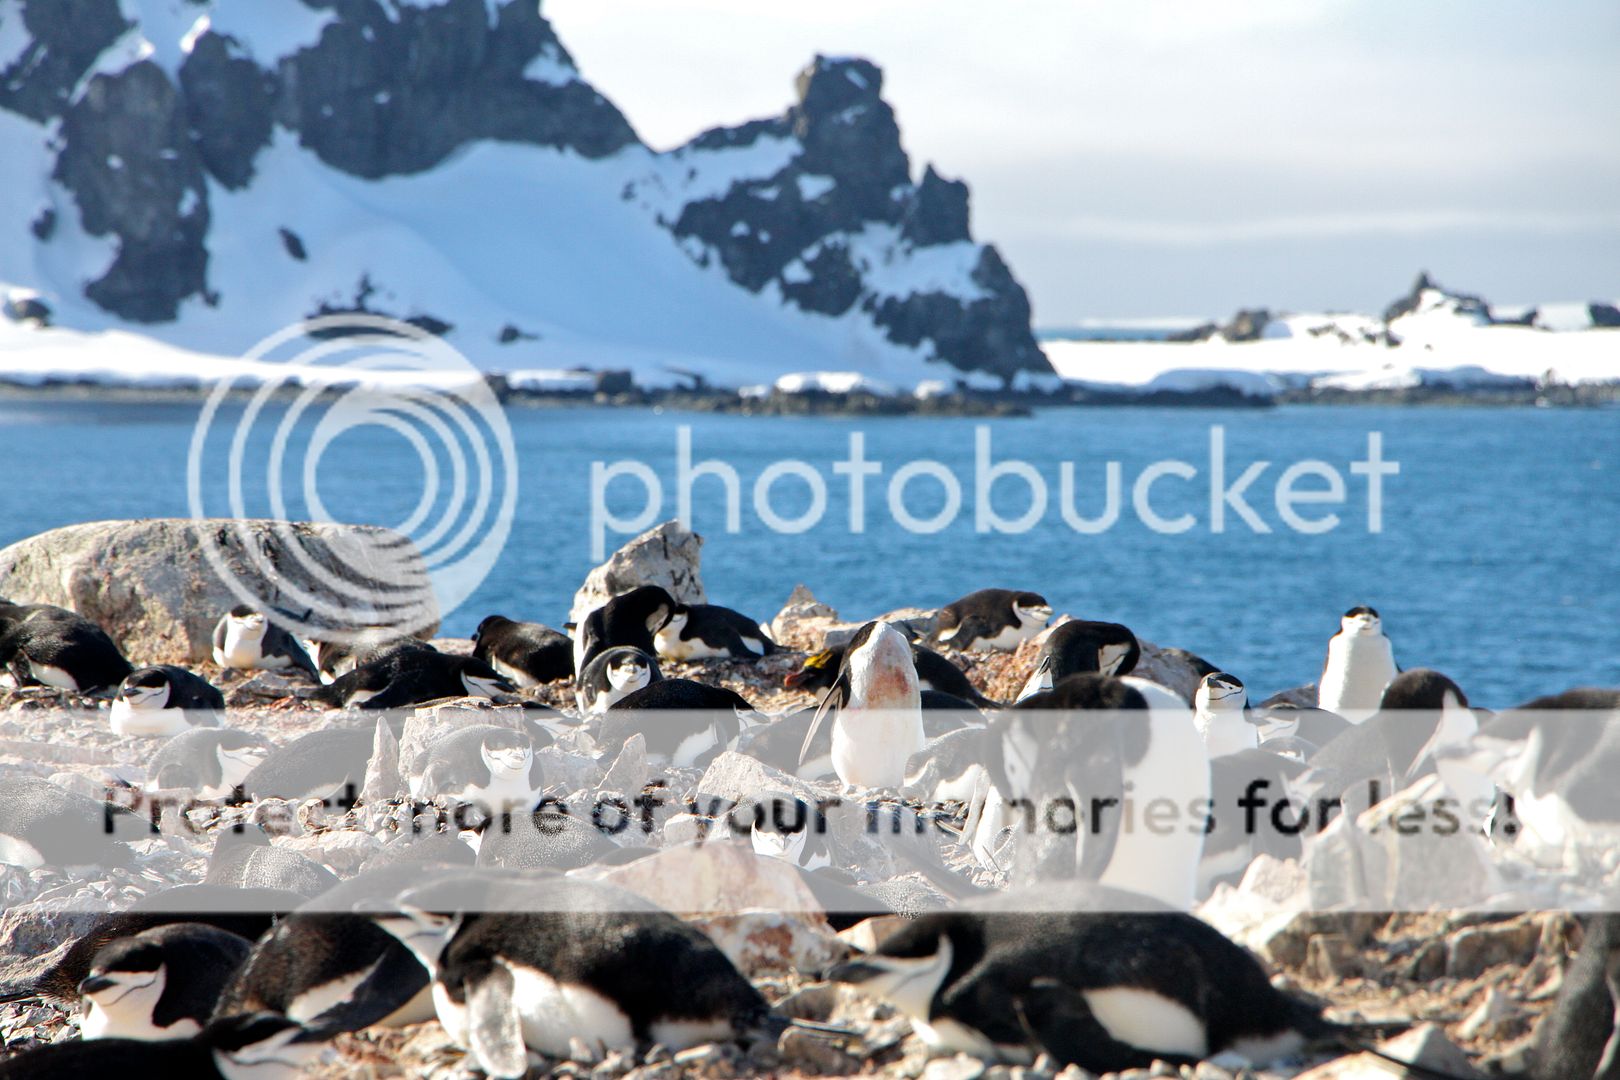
1383,270 -> 1493,324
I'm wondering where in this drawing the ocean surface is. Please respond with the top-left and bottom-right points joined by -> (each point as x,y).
2,398 -> 1615,708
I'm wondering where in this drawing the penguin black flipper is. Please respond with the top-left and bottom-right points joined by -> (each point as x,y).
466,960 -> 528,1080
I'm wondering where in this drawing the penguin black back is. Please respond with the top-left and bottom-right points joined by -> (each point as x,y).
472,615 -> 574,686
577,585 -> 676,670
0,603 -> 131,692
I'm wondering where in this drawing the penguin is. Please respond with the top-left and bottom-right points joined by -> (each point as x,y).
575,646 -> 662,715
600,679 -> 754,767
109,666 -> 226,738
216,862 -> 452,1034
1192,672 -> 1263,758
0,1012 -> 327,1080
369,873 -> 774,1075
0,775 -> 139,870
575,585 -> 676,672
787,641 -> 996,708
1316,606 -> 1398,722
1016,620 -> 1141,701
829,881 -> 1351,1071
1200,749 -> 1308,895
211,606 -> 319,678
147,728 -> 272,799
1437,688 -> 1620,865
748,794 -> 833,871
412,725 -> 545,814
310,649 -> 514,709
205,824 -> 341,897
1301,669 -> 1478,818
472,615 -> 574,687
933,589 -> 1052,652
1531,913 -> 1620,1080
653,603 -> 778,661
312,633 -> 431,685
1253,703 -> 1351,756
238,726 -> 377,803
986,674 -> 1210,909
472,805 -> 619,871
798,621 -> 925,790
79,924 -> 253,1041
0,602 -> 131,693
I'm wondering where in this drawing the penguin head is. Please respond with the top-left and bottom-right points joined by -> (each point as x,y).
458,658 -> 515,699
1379,668 -> 1468,711
479,730 -> 534,776
227,605 -> 269,641
214,738 -> 271,790
1196,672 -> 1248,712
115,668 -> 173,711
80,937 -> 168,1031
830,923 -> 957,1020
369,903 -> 459,971
663,606 -> 691,634
843,621 -> 920,709
606,649 -> 653,693
1013,592 -> 1053,627
204,1013 -> 327,1077
1340,605 -> 1382,636
471,614 -> 511,645
784,646 -> 844,691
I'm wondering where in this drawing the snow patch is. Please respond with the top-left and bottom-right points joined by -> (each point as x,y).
504,368 -> 596,392
208,2 -> 336,64
795,174 -> 835,201
0,0 -> 32,73
523,42 -> 577,87
775,371 -> 895,396
842,225 -> 988,303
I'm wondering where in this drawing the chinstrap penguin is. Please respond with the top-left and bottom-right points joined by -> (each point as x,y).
205,824 -> 341,897
312,632 -> 430,685
1016,619 -> 1140,701
1193,672 -> 1263,758
0,602 -> 132,693
211,606 -> 319,678
1317,606 -> 1398,722
237,726 -> 378,803
473,615 -> 574,687
412,724 -> 545,814
310,649 -> 514,709
600,679 -> 755,767
654,603 -> 778,661
110,665 -> 225,737
0,775 -> 141,870
147,728 -> 272,799
575,586 -> 676,673
575,646 -> 662,715
0,1012 -> 327,1079
799,621 -> 925,790
933,589 -> 1052,652
79,923 -> 252,1041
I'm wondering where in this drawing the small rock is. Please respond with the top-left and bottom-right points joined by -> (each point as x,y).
779,1025 -> 861,1074
922,1054 -> 987,1080
1447,918 -> 1540,978
1457,987 -> 1516,1041
1308,933 -> 1361,980
601,733 -> 649,795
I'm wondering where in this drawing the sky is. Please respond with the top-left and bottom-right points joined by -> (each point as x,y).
546,0 -> 1620,324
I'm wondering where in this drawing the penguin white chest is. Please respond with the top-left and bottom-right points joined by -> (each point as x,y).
217,624 -> 264,670
1194,709 -> 1257,758
1318,634 -> 1396,720
490,656 -> 539,689
506,964 -> 635,1057
832,709 -> 925,789
109,697 -> 189,738
0,832 -> 44,869
81,971 -> 190,1041
654,624 -> 715,661
26,660 -> 79,691
1082,987 -> 1208,1057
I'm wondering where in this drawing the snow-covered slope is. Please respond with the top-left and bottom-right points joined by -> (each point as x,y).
0,0 -> 1050,390
1048,273 -> 1619,394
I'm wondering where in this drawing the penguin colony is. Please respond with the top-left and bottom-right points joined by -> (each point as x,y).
0,579 -> 1615,1080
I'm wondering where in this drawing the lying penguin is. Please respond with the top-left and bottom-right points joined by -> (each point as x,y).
146,728 -> 271,800
0,602 -> 131,693
0,1012 -> 326,1079
211,606 -> 318,678
600,678 -> 756,767
575,585 -> 675,672
831,881 -> 1378,1072
575,646 -> 662,714
933,589 -> 1052,652
0,775 -> 141,870
109,666 -> 225,738
310,648 -> 513,709
79,923 -> 252,1041
412,724 -> 546,814
473,615 -> 574,687
311,632 -> 429,685
367,872 -> 778,1076
1015,619 -> 1141,701
654,603 -> 778,661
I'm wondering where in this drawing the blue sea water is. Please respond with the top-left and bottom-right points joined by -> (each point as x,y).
2,398 -> 1615,709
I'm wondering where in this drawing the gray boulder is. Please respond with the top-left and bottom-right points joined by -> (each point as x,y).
570,520 -> 705,626
0,519 -> 438,664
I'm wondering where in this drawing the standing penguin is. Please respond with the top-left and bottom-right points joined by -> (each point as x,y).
933,589 -> 1052,652
109,666 -> 226,738
0,603 -> 131,692
147,728 -> 272,800
829,881 -> 1350,1072
798,621 -> 925,790
787,641 -> 995,708
369,874 -> 774,1076
1016,620 -> 1141,702
575,586 -> 676,672
211,607 -> 319,678
575,646 -> 662,715
472,615 -> 574,687
79,924 -> 252,1041
0,1012 -> 327,1079
654,604 -> 778,661
1192,673 -> 1263,758
1316,606 -> 1398,722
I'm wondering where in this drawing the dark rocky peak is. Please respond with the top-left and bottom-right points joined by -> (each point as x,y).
1383,269 -> 1492,324
788,54 -> 909,206
0,0 -> 132,122
901,164 -> 970,247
